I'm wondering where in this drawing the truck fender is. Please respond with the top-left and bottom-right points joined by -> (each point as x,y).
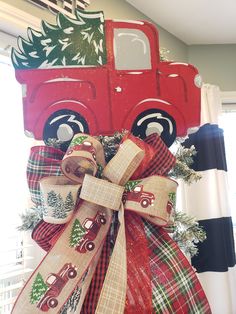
34,100 -> 98,139
123,98 -> 187,137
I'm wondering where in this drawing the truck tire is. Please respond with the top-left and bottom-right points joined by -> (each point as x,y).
67,267 -> 77,279
43,109 -> 89,151
86,241 -> 95,251
99,216 -> 106,225
48,298 -> 58,308
131,109 -> 176,147
140,198 -> 150,208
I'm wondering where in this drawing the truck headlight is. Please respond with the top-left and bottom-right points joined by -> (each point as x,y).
194,74 -> 202,88
24,130 -> 35,138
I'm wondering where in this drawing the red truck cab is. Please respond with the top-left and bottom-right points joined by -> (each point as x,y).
123,185 -> 155,208
66,140 -> 96,159
76,212 -> 106,253
37,263 -> 77,312
15,19 -> 201,149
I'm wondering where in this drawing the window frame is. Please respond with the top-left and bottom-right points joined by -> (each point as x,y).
220,91 -> 236,248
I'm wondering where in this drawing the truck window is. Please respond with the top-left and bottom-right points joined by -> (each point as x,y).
47,275 -> 56,285
134,186 -> 141,192
113,28 -> 151,70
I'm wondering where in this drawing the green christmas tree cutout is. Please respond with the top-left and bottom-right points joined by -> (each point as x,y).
70,135 -> 88,147
47,190 -> 75,219
11,10 -> 107,69
125,180 -> 142,192
69,218 -> 86,248
30,273 -> 48,304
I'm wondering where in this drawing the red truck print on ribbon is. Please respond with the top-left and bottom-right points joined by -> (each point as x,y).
67,140 -> 96,159
123,185 -> 155,208
36,263 -> 77,312
12,10 -> 202,150
75,212 -> 106,253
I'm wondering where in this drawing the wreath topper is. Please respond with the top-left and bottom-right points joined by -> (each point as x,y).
12,133 -> 177,314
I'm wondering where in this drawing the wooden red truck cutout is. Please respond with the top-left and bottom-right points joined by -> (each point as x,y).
12,11 -> 202,149
37,263 -> 77,311
76,212 -> 106,253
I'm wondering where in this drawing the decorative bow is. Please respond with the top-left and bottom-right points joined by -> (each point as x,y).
12,133 -> 177,314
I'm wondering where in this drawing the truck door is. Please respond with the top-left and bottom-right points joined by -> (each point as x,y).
109,26 -> 158,131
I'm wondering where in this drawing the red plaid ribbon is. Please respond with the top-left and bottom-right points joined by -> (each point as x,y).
27,146 -> 64,205
142,133 -> 176,177
32,220 -> 65,252
145,222 -> 211,314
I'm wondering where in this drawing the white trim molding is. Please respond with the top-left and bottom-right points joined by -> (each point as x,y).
0,1 -> 41,37
221,91 -> 236,104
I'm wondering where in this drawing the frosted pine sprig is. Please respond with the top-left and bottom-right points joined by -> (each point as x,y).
170,211 -> 207,258
169,144 -> 202,183
17,207 -> 43,231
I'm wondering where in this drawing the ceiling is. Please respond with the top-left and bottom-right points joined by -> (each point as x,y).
126,0 -> 236,45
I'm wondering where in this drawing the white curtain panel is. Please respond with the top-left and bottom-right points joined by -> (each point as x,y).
200,84 -> 222,125
178,170 -> 231,219
178,84 -> 236,314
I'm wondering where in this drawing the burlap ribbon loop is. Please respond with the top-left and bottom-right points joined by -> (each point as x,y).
102,139 -> 145,185
80,175 -> 124,211
61,133 -> 106,183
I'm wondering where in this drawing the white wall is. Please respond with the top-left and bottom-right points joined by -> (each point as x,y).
188,44 -> 236,91
0,0 -> 189,62
89,0 -> 188,62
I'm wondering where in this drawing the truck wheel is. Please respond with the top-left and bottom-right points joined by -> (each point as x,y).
131,109 -> 176,147
140,198 -> 150,208
43,109 -> 89,151
86,241 -> 95,251
68,267 -> 77,279
48,298 -> 58,308
99,216 -> 106,225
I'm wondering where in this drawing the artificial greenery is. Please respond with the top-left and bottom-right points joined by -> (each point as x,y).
97,131 -> 127,162
169,143 -> 202,184
160,47 -> 171,61
166,211 -> 207,258
45,138 -> 63,149
17,207 -> 43,231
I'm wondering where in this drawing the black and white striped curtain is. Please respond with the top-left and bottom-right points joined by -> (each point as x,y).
178,84 -> 236,313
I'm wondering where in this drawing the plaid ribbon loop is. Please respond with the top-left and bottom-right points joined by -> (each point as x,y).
12,133 -> 178,314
